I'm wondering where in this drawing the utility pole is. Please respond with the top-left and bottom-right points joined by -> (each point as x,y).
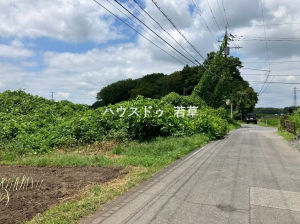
50,92 -> 54,101
224,27 -> 228,58
219,28 -> 242,56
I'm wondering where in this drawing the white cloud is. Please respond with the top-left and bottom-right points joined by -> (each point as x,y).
0,0 -> 127,43
273,6 -> 286,18
57,92 -> 70,98
1,0 -> 300,108
0,40 -> 35,58
87,91 -> 98,97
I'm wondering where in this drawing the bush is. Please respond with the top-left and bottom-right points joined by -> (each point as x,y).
0,90 -> 235,155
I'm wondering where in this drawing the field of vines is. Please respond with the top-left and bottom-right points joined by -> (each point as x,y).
0,90 -> 235,156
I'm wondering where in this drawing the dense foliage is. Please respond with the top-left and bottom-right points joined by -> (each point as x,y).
95,66 -> 205,107
253,107 -> 297,115
280,108 -> 300,134
192,39 -> 258,118
0,90 -> 236,155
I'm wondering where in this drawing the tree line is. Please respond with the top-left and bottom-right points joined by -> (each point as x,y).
92,38 -> 258,119
253,107 -> 299,115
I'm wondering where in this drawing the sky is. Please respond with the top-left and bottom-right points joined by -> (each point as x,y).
1,0 -> 300,108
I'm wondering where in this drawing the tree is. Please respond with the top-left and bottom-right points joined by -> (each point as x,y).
231,87 -> 258,120
96,79 -> 137,106
192,36 -> 257,111
192,38 -> 234,108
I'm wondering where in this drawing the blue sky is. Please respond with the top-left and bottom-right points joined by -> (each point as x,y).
1,0 -> 300,107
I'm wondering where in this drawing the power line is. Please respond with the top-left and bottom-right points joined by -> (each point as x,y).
242,61 -> 300,64
216,0 -> 227,27
189,0 -> 219,43
221,0 -> 230,28
124,0 -> 193,64
105,0 -> 191,65
112,0 -> 198,66
233,38 -> 300,42
233,35 -> 300,40
151,0 -> 206,62
248,81 -> 300,85
241,67 -> 270,72
205,0 -> 222,35
258,0 -> 271,95
242,74 -> 300,76
231,35 -> 300,42
132,0 -> 198,64
260,71 -> 274,95
93,0 -> 187,65
230,23 -> 300,28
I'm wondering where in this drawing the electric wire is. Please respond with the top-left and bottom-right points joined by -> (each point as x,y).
230,23 -> 300,27
233,35 -> 300,40
231,34 -> 300,42
233,39 -> 300,42
189,0 -> 219,43
216,0 -> 227,27
132,0 -> 199,64
151,0 -> 207,62
106,0 -> 191,64
242,74 -> 300,76
221,0 -> 230,28
242,61 -> 300,64
260,71 -> 277,95
112,0 -> 198,65
258,0 -> 271,95
93,0 -> 187,65
205,0 -> 222,35
248,81 -> 300,85
241,67 -> 270,72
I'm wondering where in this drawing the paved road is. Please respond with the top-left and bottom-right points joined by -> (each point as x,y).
80,125 -> 300,224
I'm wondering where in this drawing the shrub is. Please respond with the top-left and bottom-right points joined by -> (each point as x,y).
0,90 -> 234,154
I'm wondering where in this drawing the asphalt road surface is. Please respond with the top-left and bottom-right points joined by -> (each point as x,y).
80,125 -> 300,224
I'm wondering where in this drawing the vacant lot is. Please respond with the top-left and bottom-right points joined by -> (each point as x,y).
0,166 -> 124,224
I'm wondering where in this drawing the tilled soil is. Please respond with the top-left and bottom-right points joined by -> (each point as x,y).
0,165 -> 125,224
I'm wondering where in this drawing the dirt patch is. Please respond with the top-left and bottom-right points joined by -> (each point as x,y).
0,165 -> 126,224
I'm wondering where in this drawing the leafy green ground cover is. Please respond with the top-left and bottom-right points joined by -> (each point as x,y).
0,90 -> 236,158
277,130 -> 296,141
258,118 -> 279,127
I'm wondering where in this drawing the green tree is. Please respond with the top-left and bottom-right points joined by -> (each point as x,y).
192,36 -> 257,110
231,87 -> 258,120
96,79 -> 137,106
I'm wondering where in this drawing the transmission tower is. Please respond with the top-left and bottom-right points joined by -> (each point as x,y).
293,87 -> 297,109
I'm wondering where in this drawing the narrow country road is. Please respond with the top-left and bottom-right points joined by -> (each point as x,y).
80,125 -> 300,224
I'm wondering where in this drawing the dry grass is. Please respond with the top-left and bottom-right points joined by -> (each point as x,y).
53,141 -> 117,156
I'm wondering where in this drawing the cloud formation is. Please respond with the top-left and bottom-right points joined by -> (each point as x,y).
0,0 -> 300,107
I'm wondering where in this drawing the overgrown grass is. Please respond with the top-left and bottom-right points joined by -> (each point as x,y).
277,130 -> 296,141
258,118 -> 279,127
15,134 -> 210,224
1,134 -> 210,168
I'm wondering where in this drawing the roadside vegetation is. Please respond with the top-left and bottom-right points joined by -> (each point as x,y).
258,118 -> 280,127
277,130 -> 296,141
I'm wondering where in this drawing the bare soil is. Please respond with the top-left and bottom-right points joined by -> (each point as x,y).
0,165 -> 125,224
